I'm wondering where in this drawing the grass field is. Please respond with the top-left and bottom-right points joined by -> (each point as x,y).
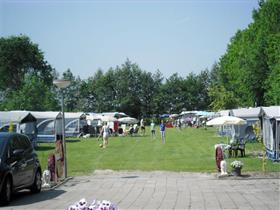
36,127 -> 280,176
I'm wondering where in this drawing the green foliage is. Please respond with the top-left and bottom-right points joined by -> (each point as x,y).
209,85 -> 238,111
155,73 -> 185,114
0,35 -> 54,91
210,0 -> 280,109
80,60 -> 164,117
0,35 -> 57,111
2,74 -> 59,111
264,33 -> 280,104
61,69 -> 83,112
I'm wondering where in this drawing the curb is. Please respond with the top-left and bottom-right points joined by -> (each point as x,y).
42,177 -> 73,191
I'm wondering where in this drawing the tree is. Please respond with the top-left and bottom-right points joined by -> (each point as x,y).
0,35 -> 54,92
210,0 -> 280,109
1,74 -> 58,111
208,85 -> 238,111
61,69 -> 83,112
114,60 -> 143,117
0,35 -> 57,110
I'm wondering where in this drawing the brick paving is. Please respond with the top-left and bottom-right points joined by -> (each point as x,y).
2,170 -> 279,210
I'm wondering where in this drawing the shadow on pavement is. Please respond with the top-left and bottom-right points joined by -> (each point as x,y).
121,176 -> 139,179
7,189 -> 65,207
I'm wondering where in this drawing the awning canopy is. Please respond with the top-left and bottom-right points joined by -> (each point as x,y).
1,111 -> 36,123
230,107 -> 261,119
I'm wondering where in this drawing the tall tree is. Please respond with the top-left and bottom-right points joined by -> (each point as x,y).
210,0 -> 280,109
61,69 -> 83,112
0,35 -> 54,92
1,74 -> 58,111
0,35 -> 56,110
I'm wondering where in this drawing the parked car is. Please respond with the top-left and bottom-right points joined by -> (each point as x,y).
0,132 -> 42,205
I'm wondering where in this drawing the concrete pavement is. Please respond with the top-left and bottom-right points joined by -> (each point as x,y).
2,170 -> 279,210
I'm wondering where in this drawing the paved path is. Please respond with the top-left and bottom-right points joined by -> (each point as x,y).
2,171 -> 280,210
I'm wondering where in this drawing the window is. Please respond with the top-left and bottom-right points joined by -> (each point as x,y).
17,135 -> 32,150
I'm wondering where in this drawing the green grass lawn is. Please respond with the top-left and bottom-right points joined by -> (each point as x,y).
36,127 -> 280,176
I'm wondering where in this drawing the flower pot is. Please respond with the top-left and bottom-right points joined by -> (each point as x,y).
232,167 -> 242,176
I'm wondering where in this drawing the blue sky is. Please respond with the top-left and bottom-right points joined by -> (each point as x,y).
0,0 -> 259,79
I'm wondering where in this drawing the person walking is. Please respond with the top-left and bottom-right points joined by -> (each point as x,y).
160,120 -> 166,143
99,122 -> 110,148
150,120 -> 156,139
140,118 -> 145,135
178,119 -> 182,130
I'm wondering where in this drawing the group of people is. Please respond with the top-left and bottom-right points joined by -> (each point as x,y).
98,119 -> 167,149
130,118 -> 166,143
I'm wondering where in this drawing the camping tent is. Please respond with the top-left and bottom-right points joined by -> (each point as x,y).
0,111 -> 38,146
31,111 -> 88,141
64,112 -> 87,137
230,107 -> 261,141
259,106 -> 280,161
216,110 -> 232,137
31,111 -> 62,142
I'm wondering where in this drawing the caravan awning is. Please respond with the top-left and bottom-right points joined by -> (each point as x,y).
230,107 -> 261,119
1,111 -> 36,124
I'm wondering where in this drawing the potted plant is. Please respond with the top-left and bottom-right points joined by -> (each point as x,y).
230,160 -> 243,176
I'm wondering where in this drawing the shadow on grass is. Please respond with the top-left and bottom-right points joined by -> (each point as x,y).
36,146 -> 55,151
66,139 -> 81,143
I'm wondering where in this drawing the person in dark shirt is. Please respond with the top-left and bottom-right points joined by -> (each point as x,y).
160,120 -> 166,143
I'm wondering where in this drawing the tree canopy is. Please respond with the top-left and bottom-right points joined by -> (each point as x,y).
0,35 -> 57,111
209,0 -> 280,110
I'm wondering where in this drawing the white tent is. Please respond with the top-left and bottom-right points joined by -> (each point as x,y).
260,106 -> 280,160
230,107 -> 261,141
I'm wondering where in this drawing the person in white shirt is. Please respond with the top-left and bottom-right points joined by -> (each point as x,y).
150,120 -> 156,139
99,122 -> 110,148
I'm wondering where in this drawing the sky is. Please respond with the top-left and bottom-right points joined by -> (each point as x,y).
0,0 -> 259,79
